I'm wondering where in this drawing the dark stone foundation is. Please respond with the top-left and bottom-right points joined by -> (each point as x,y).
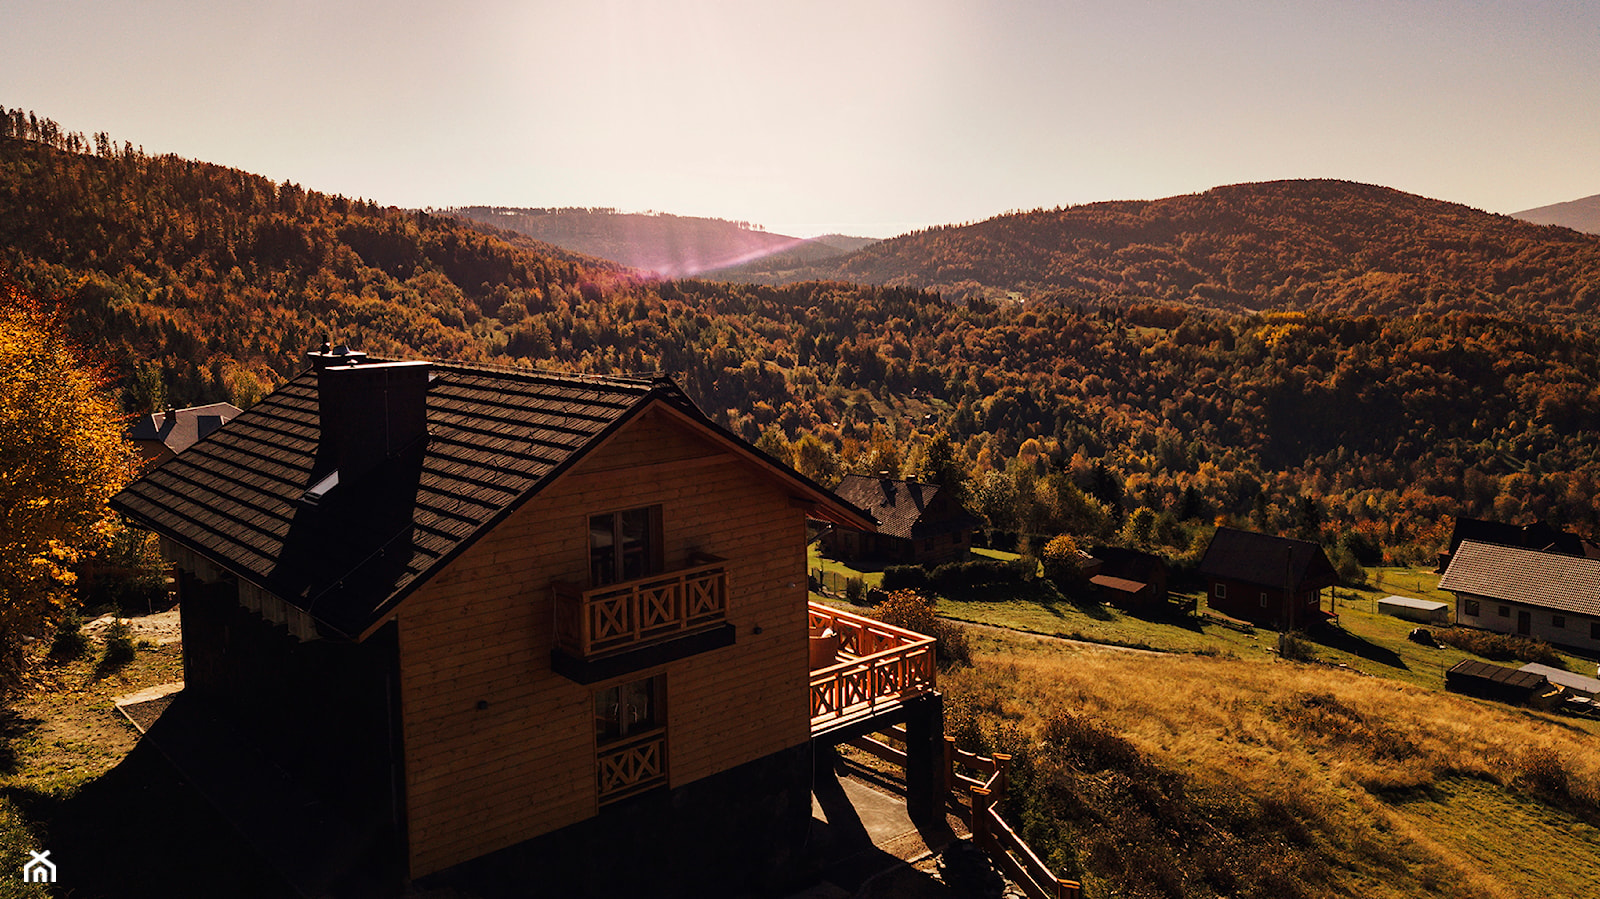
421,742 -> 815,899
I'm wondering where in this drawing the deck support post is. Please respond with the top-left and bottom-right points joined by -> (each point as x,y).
904,691 -> 945,830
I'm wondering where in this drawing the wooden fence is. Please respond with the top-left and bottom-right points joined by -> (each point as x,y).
840,727 -> 1081,899
945,736 -> 1081,899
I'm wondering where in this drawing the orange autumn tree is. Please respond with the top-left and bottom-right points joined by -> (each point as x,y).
0,280 -> 136,672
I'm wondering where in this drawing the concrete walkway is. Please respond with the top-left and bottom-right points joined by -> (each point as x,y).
804,760 -> 968,897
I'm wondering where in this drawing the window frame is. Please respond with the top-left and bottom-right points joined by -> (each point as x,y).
594,673 -> 666,746
1214,583 -> 1227,600
588,504 -> 665,588
592,672 -> 670,804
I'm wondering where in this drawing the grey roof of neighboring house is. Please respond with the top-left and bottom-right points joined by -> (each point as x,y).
1519,663 -> 1600,698
1437,539 -> 1600,618
1196,527 -> 1340,592
831,475 -> 980,541
128,402 -> 243,455
1377,595 -> 1450,612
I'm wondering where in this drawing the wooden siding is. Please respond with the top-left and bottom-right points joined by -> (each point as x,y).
1207,577 -> 1321,627
396,406 -> 812,877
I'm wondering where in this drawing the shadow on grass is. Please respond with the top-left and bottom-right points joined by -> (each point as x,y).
1309,624 -> 1409,669
39,737 -> 291,899
0,709 -> 42,775
1121,602 -> 1210,634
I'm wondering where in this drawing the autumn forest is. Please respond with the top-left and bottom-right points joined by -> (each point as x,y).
7,106 -> 1600,577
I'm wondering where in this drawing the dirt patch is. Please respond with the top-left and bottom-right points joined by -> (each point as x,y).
82,608 -> 182,645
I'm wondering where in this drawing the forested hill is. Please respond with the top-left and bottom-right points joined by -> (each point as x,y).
10,106 -> 1600,570
0,108 -> 638,406
722,180 -> 1600,320
445,207 -> 871,277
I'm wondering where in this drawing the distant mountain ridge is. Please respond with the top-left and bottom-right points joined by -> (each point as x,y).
721,180 -> 1600,320
1513,193 -> 1600,235
445,207 -> 875,278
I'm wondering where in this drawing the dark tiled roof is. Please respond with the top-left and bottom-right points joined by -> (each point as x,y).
1447,658 -> 1549,691
129,402 -> 242,454
1447,517 -> 1596,558
831,475 -> 980,540
1437,540 -> 1600,617
1196,527 -> 1340,592
111,363 -> 705,639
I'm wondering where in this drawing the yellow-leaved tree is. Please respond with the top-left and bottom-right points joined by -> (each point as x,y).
0,279 -> 137,672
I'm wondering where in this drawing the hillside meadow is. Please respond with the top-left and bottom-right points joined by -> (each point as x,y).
942,629 -> 1600,899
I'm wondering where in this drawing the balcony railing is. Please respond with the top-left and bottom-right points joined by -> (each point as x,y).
808,602 -> 937,735
553,555 -> 728,659
596,728 -> 668,804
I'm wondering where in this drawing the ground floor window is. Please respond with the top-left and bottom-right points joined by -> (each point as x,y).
594,674 -> 668,804
1214,584 -> 1226,600
1497,605 -> 1510,618
1553,614 -> 1566,629
1464,599 -> 1480,616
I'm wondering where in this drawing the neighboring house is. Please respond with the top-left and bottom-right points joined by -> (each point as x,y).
128,402 -> 242,466
1437,539 -> 1600,654
1087,546 -> 1169,612
1197,527 -> 1340,629
822,474 -> 980,565
1436,516 -> 1600,571
110,349 -> 886,896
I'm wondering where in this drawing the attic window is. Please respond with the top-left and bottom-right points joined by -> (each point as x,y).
302,470 -> 340,505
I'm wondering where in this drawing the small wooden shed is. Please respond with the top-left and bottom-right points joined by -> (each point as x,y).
1445,659 -> 1555,708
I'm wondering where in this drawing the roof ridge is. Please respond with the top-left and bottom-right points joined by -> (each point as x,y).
363,355 -> 662,390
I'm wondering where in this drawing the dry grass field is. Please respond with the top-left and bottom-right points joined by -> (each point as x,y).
942,628 -> 1600,899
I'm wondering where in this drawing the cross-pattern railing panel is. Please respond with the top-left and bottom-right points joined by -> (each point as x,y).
554,557 -> 727,660
597,729 -> 667,804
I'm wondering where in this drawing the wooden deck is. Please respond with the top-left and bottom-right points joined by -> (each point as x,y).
808,602 -> 936,737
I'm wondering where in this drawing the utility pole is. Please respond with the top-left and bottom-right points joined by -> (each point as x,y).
1279,543 -> 1295,657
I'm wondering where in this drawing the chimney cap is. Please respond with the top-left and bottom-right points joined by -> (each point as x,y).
307,343 -> 369,372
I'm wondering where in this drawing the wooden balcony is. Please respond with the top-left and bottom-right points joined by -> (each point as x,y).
553,555 -> 728,660
808,602 -> 937,737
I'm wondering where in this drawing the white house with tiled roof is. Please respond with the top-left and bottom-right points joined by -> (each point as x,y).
1438,539 -> 1600,652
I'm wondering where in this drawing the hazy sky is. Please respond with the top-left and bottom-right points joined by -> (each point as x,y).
6,0 -> 1598,237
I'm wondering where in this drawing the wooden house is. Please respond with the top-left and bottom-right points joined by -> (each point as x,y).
127,401 -> 241,466
110,350 -> 943,897
1438,539 -> 1600,654
1436,517 -> 1599,571
1196,527 -> 1339,629
822,474 -> 980,565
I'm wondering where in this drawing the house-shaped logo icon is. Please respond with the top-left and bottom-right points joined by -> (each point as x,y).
22,849 -> 55,883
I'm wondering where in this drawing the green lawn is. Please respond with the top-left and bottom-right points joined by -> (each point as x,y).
808,546 -> 1599,702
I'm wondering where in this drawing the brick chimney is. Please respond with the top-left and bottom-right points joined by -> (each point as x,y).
305,349 -> 431,498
